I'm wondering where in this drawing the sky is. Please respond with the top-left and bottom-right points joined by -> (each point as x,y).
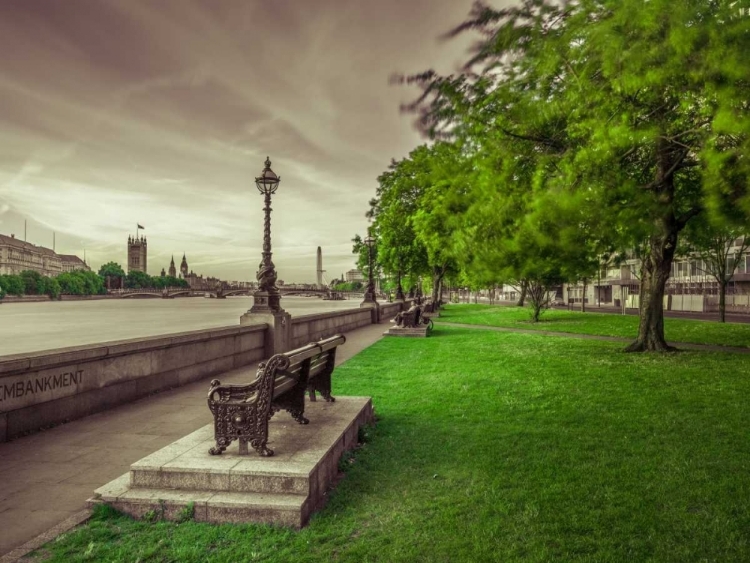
0,0 -> 495,283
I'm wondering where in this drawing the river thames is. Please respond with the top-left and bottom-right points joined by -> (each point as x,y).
0,296 -> 361,356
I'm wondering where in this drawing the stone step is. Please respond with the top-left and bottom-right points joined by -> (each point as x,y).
91,476 -> 309,527
91,396 -> 374,528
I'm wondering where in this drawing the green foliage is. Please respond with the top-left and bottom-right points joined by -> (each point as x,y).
399,0 -> 750,349
43,276 -> 61,299
97,261 -> 126,278
20,270 -> 44,295
123,271 -> 188,290
38,326 -> 750,561
56,270 -> 106,296
0,274 -> 24,296
151,275 -> 188,289
125,270 -> 152,289
176,502 -> 195,523
333,281 -> 363,292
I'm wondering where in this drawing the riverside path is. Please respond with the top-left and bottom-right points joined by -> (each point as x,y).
0,319 -> 391,560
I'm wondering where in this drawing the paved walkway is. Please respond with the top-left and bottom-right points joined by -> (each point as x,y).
0,321 -> 390,557
439,321 -> 750,354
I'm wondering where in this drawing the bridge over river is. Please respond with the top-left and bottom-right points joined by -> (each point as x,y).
113,288 -> 364,299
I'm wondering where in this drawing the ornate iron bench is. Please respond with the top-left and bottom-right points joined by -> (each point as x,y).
394,304 -> 434,331
207,334 -> 345,457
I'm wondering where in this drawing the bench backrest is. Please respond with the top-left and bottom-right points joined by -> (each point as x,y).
208,334 -> 346,406
283,334 -> 344,377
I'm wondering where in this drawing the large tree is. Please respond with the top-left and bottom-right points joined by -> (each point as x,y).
403,0 -> 750,351
98,262 -> 126,278
369,156 -> 431,300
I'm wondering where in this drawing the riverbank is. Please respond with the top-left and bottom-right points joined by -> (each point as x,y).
30,324 -> 750,562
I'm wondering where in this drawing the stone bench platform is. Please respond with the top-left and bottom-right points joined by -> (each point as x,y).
384,326 -> 429,338
90,396 -> 373,528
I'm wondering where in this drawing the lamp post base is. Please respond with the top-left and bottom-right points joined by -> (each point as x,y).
249,291 -> 283,314
240,307 -> 291,357
359,300 -> 380,323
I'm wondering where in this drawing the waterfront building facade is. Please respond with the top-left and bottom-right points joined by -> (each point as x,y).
0,233 -> 63,276
127,235 -> 147,274
564,242 -> 750,313
345,269 -> 364,283
59,254 -> 91,273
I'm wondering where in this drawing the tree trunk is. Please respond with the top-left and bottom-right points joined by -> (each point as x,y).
719,280 -> 727,323
517,280 -> 528,307
625,229 -> 678,352
431,265 -> 445,304
625,135 -> 691,353
581,279 -> 587,313
531,302 -> 542,322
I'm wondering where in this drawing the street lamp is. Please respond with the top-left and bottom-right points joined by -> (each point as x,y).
363,234 -> 377,304
250,156 -> 283,313
395,268 -> 405,302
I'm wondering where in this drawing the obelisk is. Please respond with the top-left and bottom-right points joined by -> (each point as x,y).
316,246 -> 323,288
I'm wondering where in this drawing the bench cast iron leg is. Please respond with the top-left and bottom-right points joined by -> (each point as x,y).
250,438 -> 274,457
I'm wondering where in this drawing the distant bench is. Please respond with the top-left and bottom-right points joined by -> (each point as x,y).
207,334 -> 345,457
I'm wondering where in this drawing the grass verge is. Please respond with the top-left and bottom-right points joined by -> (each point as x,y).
39,325 -> 750,562
437,303 -> 750,348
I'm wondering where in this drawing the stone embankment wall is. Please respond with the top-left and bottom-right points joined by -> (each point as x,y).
291,308 -> 374,349
0,302 -> 408,442
379,302 -> 402,322
0,325 -> 266,442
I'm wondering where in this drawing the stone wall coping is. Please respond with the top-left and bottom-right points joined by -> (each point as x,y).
291,308 -> 370,325
0,324 -> 267,376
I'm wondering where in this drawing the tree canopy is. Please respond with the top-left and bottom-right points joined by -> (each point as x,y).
377,0 -> 750,350
98,262 -> 126,278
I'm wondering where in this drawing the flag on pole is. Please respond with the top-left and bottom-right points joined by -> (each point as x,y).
137,224 -> 145,229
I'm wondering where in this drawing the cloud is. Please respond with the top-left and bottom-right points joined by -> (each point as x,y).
0,0 -> 478,282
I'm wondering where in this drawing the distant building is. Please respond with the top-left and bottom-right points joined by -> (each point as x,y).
345,269 -> 364,283
180,253 -> 188,277
59,254 -> 91,273
0,233 -> 63,276
127,235 -> 147,274
183,269 -> 223,291
168,255 -> 176,278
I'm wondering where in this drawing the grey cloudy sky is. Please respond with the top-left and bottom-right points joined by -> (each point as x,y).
0,0 -> 490,283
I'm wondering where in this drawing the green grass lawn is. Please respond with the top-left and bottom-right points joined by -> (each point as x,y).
438,303 -> 750,348
40,326 -> 750,562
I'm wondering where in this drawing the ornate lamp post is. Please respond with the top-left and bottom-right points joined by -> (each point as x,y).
363,234 -> 377,304
250,156 -> 283,313
395,266 -> 405,302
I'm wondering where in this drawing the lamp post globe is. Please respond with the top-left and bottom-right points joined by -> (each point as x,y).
250,156 -> 283,313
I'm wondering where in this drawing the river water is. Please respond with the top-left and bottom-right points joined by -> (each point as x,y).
0,296 -> 361,357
